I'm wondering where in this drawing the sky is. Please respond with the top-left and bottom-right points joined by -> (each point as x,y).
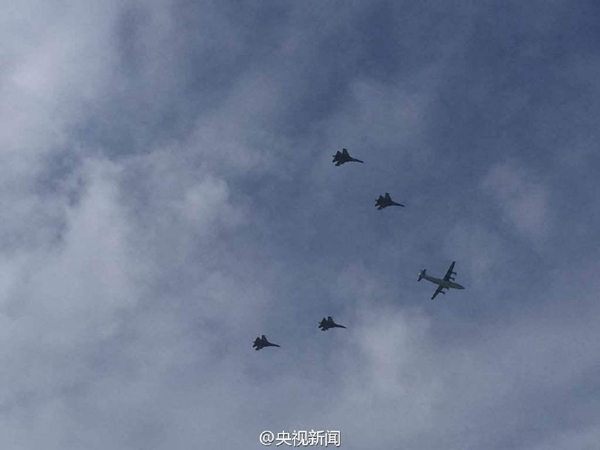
1,1 -> 600,449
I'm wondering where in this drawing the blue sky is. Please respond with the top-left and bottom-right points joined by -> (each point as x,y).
1,1 -> 599,449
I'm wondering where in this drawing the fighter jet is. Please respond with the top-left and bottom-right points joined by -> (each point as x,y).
332,148 -> 364,166
375,192 -> 405,210
252,335 -> 281,351
318,316 -> 347,331
418,261 -> 465,300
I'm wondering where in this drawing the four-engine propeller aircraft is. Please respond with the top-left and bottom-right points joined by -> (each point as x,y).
318,316 -> 347,331
252,335 -> 281,350
418,261 -> 465,300
375,192 -> 405,210
332,148 -> 364,166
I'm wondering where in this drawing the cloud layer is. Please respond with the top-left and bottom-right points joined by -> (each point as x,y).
1,1 -> 599,449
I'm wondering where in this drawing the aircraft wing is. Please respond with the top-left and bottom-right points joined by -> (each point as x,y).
443,261 -> 456,281
431,285 -> 445,300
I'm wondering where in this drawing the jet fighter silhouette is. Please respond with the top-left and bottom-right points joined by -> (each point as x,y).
252,335 -> 281,350
375,192 -> 405,210
332,148 -> 364,166
318,316 -> 347,331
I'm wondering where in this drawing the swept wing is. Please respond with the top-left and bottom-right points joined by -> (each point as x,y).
443,261 -> 457,281
431,285 -> 446,300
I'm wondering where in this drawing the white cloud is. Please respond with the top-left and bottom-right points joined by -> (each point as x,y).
179,176 -> 245,235
442,220 -> 510,289
324,75 -> 437,165
309,267 -> 600,449
482,160 -> 552,240
0,2 -> 598,449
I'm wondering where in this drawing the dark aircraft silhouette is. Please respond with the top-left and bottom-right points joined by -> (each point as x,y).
318,316 -> 347,331
418,261 -> 465,300
332,148 -> 364,166
252,335 -> 281,350
375,192 -> 405,210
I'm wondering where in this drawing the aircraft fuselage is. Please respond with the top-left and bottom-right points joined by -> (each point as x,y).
421,273 -> 464,290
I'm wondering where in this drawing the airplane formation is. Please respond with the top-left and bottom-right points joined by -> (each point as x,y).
253,148 -> 465,350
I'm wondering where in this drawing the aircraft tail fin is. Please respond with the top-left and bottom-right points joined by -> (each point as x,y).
418,269 -> 426,281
